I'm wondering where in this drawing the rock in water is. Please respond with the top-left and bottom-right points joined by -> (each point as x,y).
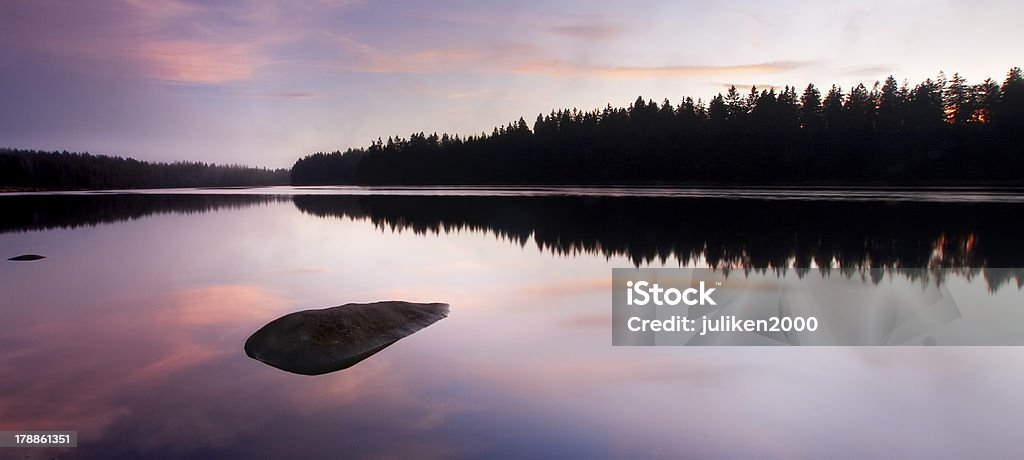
8,254 -> 45,261
244,301 -> 449,375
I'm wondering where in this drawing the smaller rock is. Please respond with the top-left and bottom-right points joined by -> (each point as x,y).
8,254 -> 46,261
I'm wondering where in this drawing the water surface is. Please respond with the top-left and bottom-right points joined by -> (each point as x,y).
1,188 -> 1022,459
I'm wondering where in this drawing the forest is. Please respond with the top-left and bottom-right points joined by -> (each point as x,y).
0,149 -> 289,190
293,68 -> 1024,185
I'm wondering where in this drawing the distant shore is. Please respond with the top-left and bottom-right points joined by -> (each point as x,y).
3,182 -> 1024,195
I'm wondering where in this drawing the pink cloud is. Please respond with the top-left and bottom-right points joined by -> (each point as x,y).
310,32 -> 806,82
135,40 -> 267,84
514,60 -> 808,79
547,24 -> 624,40
0,0 -> 323,84
314,38 -> 545,75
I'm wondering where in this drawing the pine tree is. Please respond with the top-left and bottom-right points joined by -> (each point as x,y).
799,84 -> 822,130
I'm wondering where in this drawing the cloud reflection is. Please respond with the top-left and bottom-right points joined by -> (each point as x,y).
0,284 -> 282,436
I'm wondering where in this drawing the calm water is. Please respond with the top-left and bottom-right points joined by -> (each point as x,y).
1,188 -> 1023,459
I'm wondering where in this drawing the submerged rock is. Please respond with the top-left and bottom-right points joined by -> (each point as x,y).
244,301 -> 449,375
8,254 -> 45,261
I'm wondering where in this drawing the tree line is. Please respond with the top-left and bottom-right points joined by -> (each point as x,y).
293,68 -> 1024,185
0,149 -> 290,190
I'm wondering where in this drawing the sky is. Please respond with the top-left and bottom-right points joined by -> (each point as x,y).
1,0 -> 1022,168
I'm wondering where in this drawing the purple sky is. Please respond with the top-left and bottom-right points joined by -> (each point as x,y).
1,0 -> 1021,168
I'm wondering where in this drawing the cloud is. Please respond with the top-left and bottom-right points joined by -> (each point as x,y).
136,40 -> 268,84
0,1 -> 807,86
547,24 -> 624,40
309,33 -> 805,83
312,36 -> 545,75
0,0 -> 348,85
267,91 -> 323,100
444,90 -> 491,99
840,65 -> 896,78
514,60 -> 809,79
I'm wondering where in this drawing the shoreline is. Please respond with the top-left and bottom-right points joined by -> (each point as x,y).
4,182 -> 1024,194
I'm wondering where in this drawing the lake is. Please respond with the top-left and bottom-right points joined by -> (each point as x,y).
1,187 -> 1023,459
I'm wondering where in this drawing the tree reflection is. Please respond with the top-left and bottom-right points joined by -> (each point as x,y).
294,195 -> 1024,289
1,193 -> 1020,289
